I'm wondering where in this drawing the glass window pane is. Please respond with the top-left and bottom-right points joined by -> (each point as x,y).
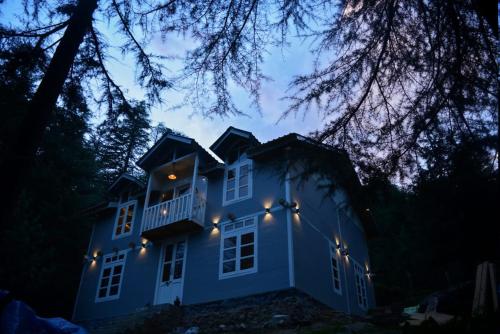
241,245 -> 254,257
103,268 -> 111,277
240,257 -> 254,270
224,236 -> 237,249
239,185 -> 248,197
109,285 -> 119,296
223,248 -> 236,260
227,178 -> 235,190
113,265 -> 122,275
164,245 -> 174,261
224,224 -> 234,231
115,227 -> 122,235
244,219 -> 254,226
173,260 -> 183,279
162,263 -> 171,282
334,280 -> 340,290
226,189 -> 235,201
239,174 -> 248,186
234,221 -> 244,229
240,165 -> 248,176
100,277 -> 109,288
111,275 -> 121,285
119,207 -> 126,216
99,288 -> 107,298
175,242 -> 185,259
223,260 -> 236,273
227,169 -> 236,180
241,232 -> 254,245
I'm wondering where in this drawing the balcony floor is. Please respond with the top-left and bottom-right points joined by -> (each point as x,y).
141,219 -> 203,240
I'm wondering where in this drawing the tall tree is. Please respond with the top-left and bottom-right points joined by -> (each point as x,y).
93,101 -> 151,184
282,0 -> 498,179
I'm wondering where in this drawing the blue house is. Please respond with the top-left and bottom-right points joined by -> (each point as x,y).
72,127 -> 376,325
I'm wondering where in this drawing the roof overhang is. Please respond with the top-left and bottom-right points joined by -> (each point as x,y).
137,132 -> 217,172
248,133 -> 378,237
209,126 -> 260,160
108,173 -> 144,195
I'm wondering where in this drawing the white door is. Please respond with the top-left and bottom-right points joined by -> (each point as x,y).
156,240 -> 186,304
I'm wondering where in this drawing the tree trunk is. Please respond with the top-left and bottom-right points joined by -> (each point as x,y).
0,0 -> 98,226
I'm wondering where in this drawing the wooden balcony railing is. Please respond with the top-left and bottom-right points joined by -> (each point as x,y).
141,193 -> 206,234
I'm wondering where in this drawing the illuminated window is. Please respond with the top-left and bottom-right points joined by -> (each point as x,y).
219,217 -> 257,278
223,160 -> 252,205
113,201 -> 136,239
96,251 -> 126,302
353,261 -> 368,309
329,243 -> 342,295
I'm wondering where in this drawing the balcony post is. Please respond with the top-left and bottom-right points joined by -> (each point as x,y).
189,154 -> 199,219
140,172 -> 154,233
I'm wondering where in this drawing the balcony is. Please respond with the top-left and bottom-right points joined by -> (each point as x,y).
140,153 -> 207,240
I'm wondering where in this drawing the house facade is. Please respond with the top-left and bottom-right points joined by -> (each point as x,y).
73,127 -> 376,323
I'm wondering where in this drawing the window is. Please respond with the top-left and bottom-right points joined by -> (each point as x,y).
329,243 -> 342,295
96,252 -> 127,302
219,217 -> 257,278
113,201 -> 136,238
161,241 -> 186,283
223,160 -> 252,205
354,261 -> 368,309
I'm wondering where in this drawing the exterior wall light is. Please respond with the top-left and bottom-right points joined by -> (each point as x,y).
141,241 -> 151,249
366,270 -> 374,279
265,208 -> 271,214
294,208 -> 300,214
340,248 -> 349,257
213,222 -> 219,229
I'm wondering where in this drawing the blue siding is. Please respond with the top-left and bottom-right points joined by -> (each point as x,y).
74,153 -> 375,321
290,176 -> 375,315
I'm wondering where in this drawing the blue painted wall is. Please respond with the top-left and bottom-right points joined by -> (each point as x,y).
74,153 -> 374,321
290,174 -> 375,315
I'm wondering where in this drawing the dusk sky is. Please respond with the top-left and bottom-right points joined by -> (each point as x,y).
1,1 -> 325,150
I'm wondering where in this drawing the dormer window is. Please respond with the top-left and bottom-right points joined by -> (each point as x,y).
113,199 -> 136,239
223,159 -> 252,205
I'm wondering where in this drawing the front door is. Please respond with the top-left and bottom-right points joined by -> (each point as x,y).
156,240 -> 186,305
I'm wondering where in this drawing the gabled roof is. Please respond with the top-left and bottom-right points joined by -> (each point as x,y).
137,131 -> 217,172
108,173 -> 144,195
209,126 -> 260,160
248,133 -> 377,238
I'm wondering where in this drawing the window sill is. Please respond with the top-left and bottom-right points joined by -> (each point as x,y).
222,195 -> 252,207
219,268 -> 257,280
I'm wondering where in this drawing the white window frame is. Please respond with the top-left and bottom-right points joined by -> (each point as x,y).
328,241 -> 342,295
219,216 -> 258,279
353,260 -> 368,309
112,200 -> 137,239
222,159 -> 253,206
95,250 -> 127,302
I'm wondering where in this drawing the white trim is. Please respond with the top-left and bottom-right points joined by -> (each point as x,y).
95,250 -> 128,303
140,174 -> 154,233
154,237 -> 188,305
222,159 -> 253,206
137,133 -> 193,167
210,128 -> 252,152
328,241 -> 343,295
218,216 -> 258,279
111,200 -> 137,240
351,257 -> 369,310
189,154 -> 199,216
285,173 -> 295,287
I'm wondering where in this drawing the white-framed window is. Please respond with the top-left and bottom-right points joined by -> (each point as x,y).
329,242 -> 342,295
353,261 -> 368,309
219,216 -> 258,278
112,200 -> 136,239
223,160 -> 252,205
96,251 -> 127,302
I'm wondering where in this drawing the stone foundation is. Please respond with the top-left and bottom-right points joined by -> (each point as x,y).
79,289 -> 352,334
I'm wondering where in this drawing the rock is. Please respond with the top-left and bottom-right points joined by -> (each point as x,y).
271,314 -> 289,325
185,326 -> 200,334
